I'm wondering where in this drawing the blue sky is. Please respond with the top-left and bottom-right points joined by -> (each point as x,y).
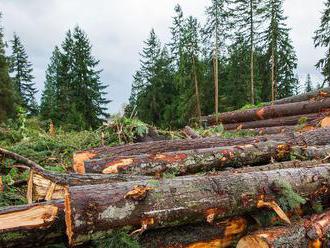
1,0 -> 326,113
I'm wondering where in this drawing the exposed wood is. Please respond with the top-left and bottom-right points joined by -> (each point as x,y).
139,217 -> 250,248
84,141 -> 291,175
0,200 -> 66,248
237,210 -> 330,248
182,126 -> 201,139
223,113 -> 326,130
270,87 -> 330,105
204,98 -> 330,125
65,165 -> 330,246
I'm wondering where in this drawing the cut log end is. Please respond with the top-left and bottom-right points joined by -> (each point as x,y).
64,187 -> 73,246
0,205 -> 59,230
73,151 -> 96,174
237,236 -> 270,248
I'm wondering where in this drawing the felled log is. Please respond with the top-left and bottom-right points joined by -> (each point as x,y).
237,210 -> 330,248
0,200 -> 66,247
222,113 -> 325,130
74,128 -> 330,174
27,170 -> 151,202
270,87 -> 330,105
291,145 -> 330,161
64,165 -> 330,245
182,126 -> 201,139
83,141 -> 291,175
240,126 -> 296,135
205,98 -> 330,125
139,217 -> 250,248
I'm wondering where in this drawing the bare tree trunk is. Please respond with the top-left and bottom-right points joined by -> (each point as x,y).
271,47 -> 276,102
192,56 -> 202,122
214,48 -> 219,122
250,0 -> 255,105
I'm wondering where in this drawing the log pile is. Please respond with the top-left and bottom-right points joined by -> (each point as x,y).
202,87 -> 330,133
1,92 -> 330,247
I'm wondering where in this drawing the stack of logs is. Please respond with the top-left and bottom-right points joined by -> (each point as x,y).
203,87 -> 330,134
1,90 -> 330,247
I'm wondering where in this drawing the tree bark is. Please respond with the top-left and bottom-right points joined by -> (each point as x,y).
269,87 -> 330,105
222,113 -> 325,130
73,128 -> 330,174
237,210 -> 330,248
204,98 -> 330,125
83,141 -> 292,175
139,217 -> 250,248
192,56 -> 202,122
0,200 -> 66,248
182,126 -> 201,139
228,126 -> 296,135
65,165 -> 330,246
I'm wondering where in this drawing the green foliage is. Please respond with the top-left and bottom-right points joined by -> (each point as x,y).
312,200 -> 324,214
274,179 -> 306,211
91,231 -> 140,248
298,116 -> 308,125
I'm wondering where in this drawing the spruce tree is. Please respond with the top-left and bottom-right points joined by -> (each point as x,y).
314,0 -> 330,87
0,13 -> 17,122
203,0 -> 230,116
9,34 -> 38,115
262,0 -> 298,100
305,73 -> 313,92
232,0 -> 265,104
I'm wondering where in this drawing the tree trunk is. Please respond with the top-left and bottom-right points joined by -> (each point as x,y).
237,210 -> 330,248
268,87 -> 330,105
192,56 -> 201,122
0,200 -> 66,248
214,48 -> 219,122
204,98 -> 330,125
222,112 -> 324,130
139,217 -> 251,248
73,128 -> 330,174
65,165 -> 330,246
250,0 -> 255,105
182,126 -> 201,139
83,141 -> 292,175
227,126 -> 296,135
271,48 -> 276,102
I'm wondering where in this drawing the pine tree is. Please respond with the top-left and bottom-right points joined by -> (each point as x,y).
203,0 -> 230,116
262,0 -> 298,100
9,34 -> 38,115
314,0 -> 330,87
168,4 -> 184,64
0,13 -> 17,122
305,74 -> 313,92
232,0 -> 265,104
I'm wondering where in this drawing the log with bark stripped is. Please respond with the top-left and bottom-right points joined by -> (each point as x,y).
64,165 -> 330,246
76,128 -> 330,175
237,210 -> 330,248
204,98 -> 330,125
222,112 -> 327,130
0,200 -> 66,247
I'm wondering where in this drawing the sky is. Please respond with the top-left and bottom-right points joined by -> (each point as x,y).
1,0 -> 327,113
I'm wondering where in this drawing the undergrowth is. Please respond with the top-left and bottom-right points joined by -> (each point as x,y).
91,231 -> 141,248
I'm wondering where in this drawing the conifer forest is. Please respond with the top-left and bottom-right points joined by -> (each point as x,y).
0,0 -> 330,247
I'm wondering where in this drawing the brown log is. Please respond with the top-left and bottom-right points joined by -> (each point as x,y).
233,126 -> 296,135
74,128 -> 330,174
64,165 -> 330,246
237,210 -> 330,248
222,113 -> 326,130
182,126 -> 201,139
83,141 -> 292,175
270,87 -> 330,105
0,200 -> 66,247
139,217 -> 251,248
204,98 -> 330,125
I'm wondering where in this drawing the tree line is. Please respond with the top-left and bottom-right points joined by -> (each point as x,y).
125,0 -> 330,128
0,0 -> 329,130
0,15 -> 109,130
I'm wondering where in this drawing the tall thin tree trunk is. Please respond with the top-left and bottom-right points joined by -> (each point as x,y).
193,56 -> 202,122
250,1 -> 255,105
214,33 -> 219,123
271,47 -> 276,102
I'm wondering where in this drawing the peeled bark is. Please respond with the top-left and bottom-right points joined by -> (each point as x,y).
139,217 -> 250,248
65,165 -> 330,246
237,210 -> 330,248
83,141 -> 291,175
74,128 -> 330,174
0,200 -> 66,248
222,113 -> 324,130
270,87 -> 330,105
205,98 -> 330,125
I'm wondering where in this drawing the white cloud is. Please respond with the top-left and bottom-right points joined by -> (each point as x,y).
1,0 -> 326,112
